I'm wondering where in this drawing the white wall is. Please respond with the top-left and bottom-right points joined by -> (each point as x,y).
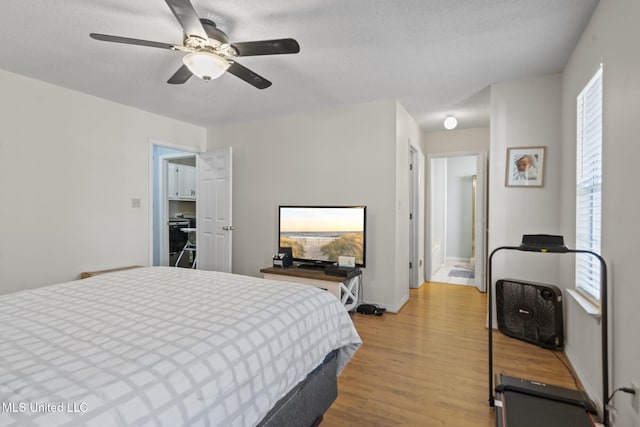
560,1 -> 640,424
423,127 -> 490,154
0,70 -> 205,294
488,74 -> 564,292
206,100 -> 415,311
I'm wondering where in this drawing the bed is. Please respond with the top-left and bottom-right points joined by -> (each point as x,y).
0,267 -> 361,426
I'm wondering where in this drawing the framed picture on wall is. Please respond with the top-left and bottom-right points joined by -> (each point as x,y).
505,146 -> 546,187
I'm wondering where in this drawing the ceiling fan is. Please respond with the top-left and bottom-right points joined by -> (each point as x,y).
90,0 -> 300,89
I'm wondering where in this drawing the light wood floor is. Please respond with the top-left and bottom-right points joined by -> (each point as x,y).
323,282 -> 579,426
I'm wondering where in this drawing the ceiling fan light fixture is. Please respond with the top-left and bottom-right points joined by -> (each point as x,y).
444,116 -> 458,130
183,51 -> 229,81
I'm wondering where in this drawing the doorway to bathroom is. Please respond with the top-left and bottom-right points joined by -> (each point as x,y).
427,152 -> 486,291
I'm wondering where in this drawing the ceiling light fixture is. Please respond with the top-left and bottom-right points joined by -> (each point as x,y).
182,51 -> 230,81
444,116 -> 458,130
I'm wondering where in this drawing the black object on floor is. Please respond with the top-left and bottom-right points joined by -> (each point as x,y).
356,304 -> 386,316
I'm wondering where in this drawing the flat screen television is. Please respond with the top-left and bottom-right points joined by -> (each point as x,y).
278,205 -> 367,268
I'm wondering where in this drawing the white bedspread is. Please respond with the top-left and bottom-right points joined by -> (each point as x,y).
0,267 -> 361,427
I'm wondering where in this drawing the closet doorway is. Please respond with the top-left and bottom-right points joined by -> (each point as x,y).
149,142 -> 234,273
427,152 -> 486,292
151,144 -> 198,267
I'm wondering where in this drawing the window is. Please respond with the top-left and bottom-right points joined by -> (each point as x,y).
575,67 -> 603,302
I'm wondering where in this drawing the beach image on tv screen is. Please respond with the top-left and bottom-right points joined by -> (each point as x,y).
280,207 -> 364,265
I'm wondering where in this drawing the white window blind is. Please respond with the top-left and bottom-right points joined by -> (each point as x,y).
575,67 -> 603,301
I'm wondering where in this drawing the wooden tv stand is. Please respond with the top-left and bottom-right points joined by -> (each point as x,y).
260,266 -> 361,311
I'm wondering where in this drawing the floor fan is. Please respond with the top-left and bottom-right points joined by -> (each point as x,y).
496,279 -> 564,351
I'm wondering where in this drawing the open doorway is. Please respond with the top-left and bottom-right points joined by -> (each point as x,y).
151,144 -> 197,267
409,145 -> 425,288
164,155 -> 197,268
150,143 -> 234,272
427,152 -> 486,291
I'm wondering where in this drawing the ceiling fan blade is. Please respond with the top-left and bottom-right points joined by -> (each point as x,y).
232,38 -> 300,56
164,0 -> 208,40
90,33 -> 176,50
227,62 -> 272,89
167,64 -> 193,84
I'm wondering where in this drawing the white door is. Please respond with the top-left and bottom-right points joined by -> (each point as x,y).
197,147 -> 233,272
409,146 -> 419,288
473,153 -> 486,292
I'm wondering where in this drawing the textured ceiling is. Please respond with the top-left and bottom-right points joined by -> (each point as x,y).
0,0 -> 598,132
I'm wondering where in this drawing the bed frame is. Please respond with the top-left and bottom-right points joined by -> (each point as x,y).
259,351 -> 338,427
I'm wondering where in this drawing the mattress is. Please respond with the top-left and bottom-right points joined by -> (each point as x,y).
0,267 -> 361,426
